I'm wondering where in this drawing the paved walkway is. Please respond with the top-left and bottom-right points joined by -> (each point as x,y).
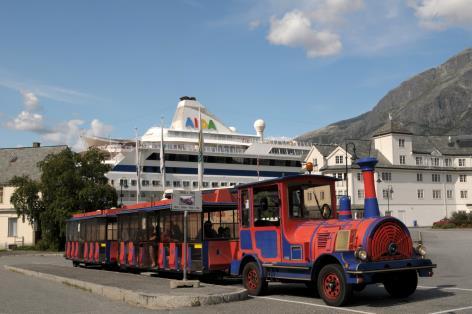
6,264 -> 247,310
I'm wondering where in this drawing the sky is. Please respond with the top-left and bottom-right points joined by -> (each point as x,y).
1,0 -> 471,150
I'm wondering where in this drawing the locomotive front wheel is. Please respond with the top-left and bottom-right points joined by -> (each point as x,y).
242,262 -> 267,296
317,264 -> 352,306
383,270 -> 417,298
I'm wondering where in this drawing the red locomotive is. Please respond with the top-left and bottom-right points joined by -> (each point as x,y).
65,157 -> 435,306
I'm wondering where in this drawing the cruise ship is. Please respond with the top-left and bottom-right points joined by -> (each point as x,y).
83,97 -> 312,204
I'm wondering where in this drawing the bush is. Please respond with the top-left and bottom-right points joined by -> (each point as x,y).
451,211 -> 472,227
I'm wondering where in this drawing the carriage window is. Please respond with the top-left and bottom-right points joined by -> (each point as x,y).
171,213 -> 184,242
107,222 -> 118,240
241,190 -> 250,228
98,220 -> 107,241
289,184 -> 333,219
188,212 -> 202,242
253,186 -> 280,227
203,209 -> 239,239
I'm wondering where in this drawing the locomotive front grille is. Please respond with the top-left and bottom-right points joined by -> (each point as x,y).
368,221 -> 413,261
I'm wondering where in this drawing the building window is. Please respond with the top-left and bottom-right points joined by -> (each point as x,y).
415,157 -> 423,165
417,173 -> 423,182
432,174 -> 441,182
165,181 -> 171,187
431,158 -> 439,167
399,139 -> 405,147
382,189 -> 392,199
432,190 -> 441,199
335,156 -> 344,164
381,172 -> 392,181
445,158 -> 452,167
417,189 -> 424,199
356,173 -> 362,181
173,181 -> 181,188
192,181 -> 198,188
230,182 -> 237,187
308,193 -> 313,201
320,191 -> 325,200
460,174 -> 467,182
119,179 -> 128,187
461,190 -> 468,199
357,189 -> 364,199
8,218 -> 17,237
221,182 -> 228,187
142,180 -> 149,186
152,180 -> 160,187
211,182 -> 219,188
183,181 -> 190,188
447,190 -> 453,199
313,158 -> 318,166
131,180 -> 137,186
446,174 -> 452,183
459,158 -> 466,167
0,186 -> 3,203
400,155 -> 406,164
203,182 -> 209,188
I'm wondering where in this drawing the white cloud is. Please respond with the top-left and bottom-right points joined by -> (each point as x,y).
6,91 -> 46,132
408,0 -> 472,30
309,0 -> 364,25
87,119 -> 113,138
21,91 -> 40,111
6,110 -> 44,132
267,10 -> 342,58
249,19 -> 261,30
4,90 -> 113,151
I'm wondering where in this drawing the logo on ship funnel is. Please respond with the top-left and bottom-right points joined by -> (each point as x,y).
185,117 -> 217,130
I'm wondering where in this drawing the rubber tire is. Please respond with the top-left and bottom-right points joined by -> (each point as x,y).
384,270 -> 418,298
305,281 -> 320,297
242,262 -> 268,296
317,264 -> 352,307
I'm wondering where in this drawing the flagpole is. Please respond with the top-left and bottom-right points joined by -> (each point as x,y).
197,107 -> 204,191
135,127 -> 140,204
160,117 -> 166,198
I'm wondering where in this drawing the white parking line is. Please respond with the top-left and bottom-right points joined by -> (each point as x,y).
418,285 -> 472,293
429,305 -> 472,314
250,296 -> 376,314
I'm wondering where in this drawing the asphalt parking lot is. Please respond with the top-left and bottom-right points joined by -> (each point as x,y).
1,228 -> 472,314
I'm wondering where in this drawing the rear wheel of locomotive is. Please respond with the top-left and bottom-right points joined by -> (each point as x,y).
383,270 -> 417,298
317,264 -> 352,307
242,262 -> 267,296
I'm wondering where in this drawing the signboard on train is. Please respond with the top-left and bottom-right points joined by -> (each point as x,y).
171,190 -> 203,212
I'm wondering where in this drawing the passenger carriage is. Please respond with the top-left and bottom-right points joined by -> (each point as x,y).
65,157 -> 436,307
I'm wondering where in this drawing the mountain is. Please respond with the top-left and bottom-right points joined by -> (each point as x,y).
296,48 -> 472,144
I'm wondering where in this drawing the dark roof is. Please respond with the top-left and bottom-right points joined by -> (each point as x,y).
0,145 -> 67,185
314,144 -> 338,157
373,120 -> 413,137
412,135 -> 472,156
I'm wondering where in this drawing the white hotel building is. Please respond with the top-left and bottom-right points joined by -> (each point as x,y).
306,120 -> 472,227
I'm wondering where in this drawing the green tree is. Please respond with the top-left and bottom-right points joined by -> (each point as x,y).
9,175 -> 44,240
10,147 -> 117,250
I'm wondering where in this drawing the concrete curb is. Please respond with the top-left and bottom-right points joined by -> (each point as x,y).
4,265 -> 248,309
0,252 -> 64,258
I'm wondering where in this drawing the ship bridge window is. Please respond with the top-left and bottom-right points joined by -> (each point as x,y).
289,184 -> 333,219
253,186 -> 280,227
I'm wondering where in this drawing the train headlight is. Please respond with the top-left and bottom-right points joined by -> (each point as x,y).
355,247 -> 368,261
415,244 -> 427,257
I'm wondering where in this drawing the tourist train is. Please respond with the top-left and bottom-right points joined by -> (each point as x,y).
65,157 -> 435,306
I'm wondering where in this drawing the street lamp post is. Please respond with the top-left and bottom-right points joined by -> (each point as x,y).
387,185 -> 393,215
345,142 -> 358,198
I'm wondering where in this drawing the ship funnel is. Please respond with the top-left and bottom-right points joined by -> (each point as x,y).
338,196 -> 352,220
356,157 -> 380,218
